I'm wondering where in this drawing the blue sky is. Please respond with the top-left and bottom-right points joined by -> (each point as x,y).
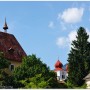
0,1 -> 90,70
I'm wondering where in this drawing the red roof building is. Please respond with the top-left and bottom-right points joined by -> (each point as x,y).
0,32 -> 27,62
0,19 -> 27,72
0,18 -> 27,62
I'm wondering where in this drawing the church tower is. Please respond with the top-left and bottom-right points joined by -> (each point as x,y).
54,59 -> 68,81
54,60 -> 63,81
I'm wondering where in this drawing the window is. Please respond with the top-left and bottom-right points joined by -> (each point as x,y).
10,64 -> 14,71
62,75 -> 65,79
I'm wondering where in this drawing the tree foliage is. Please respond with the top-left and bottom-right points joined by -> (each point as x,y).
0,52 -> 11,87
20,74 -> 49,88
13,54 -> 62,88
0,52 -> 10,69
67,27 -> 90,86
13,54 -> 49,81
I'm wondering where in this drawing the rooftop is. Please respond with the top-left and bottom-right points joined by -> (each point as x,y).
0,31 -> 27,62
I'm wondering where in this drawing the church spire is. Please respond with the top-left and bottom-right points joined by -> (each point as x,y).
3,18 -> 8,33
58,56 -> 59,60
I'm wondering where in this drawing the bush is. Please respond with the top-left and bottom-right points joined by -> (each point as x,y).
66,80 -> 73,88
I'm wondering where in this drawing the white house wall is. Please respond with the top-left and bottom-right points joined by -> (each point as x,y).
56,70 -> 68,81
86,81 -> 90,89
57,71 -> 60,76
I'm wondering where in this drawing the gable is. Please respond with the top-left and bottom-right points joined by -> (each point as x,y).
0,32 -> 27,62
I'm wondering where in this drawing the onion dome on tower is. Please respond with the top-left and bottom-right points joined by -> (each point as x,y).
54,60 -> 63,71
3,18 -> 8,33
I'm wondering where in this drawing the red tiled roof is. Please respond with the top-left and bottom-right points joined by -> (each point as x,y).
55,60 -> 63,68
54,68 -> 63,71
54,60 -> 63,71
0,31 -> 27,62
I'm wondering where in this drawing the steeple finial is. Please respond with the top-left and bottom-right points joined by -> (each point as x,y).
3,17 -> 8,33
58,56 -> 59,60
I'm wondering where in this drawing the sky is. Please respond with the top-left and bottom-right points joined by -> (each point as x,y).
0,1 -> 90,70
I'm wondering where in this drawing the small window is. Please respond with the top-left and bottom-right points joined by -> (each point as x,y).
10,64 -> 14,71
62,75 -> 65,79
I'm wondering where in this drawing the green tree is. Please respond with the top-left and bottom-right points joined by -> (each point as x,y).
67,27 -> 90,86
13,54 -> 49,81
20,73 -> 67,89
20,74 -> 49,88
13,54 -> 65,88
0,52 -> 11,87
0,52 -> 10,69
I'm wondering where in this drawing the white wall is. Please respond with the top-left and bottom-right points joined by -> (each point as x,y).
56,71 -> 62,81
57,71 -> 60,76
56,70 -> 68,81
86,81 -> 90,89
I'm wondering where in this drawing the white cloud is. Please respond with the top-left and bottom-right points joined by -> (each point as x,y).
56,37 -> 69,48
56,28 -> 90,48
58,7 -> 84,23
68,30 -> 77,48
56,30 -> 77,48
48,21 -> 54,29
68,30 -> 77,43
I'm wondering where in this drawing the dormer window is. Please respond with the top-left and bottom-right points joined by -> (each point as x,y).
8,47 -> 14,54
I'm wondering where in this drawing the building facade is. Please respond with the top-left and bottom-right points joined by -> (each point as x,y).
54,60 -> 68,81
0,19 -> 27,73
83,73 -> 90,89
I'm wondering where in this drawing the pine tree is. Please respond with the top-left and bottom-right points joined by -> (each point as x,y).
67,27 -> 90,86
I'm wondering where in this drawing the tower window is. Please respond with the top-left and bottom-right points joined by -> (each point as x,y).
62,75 -> 65,79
